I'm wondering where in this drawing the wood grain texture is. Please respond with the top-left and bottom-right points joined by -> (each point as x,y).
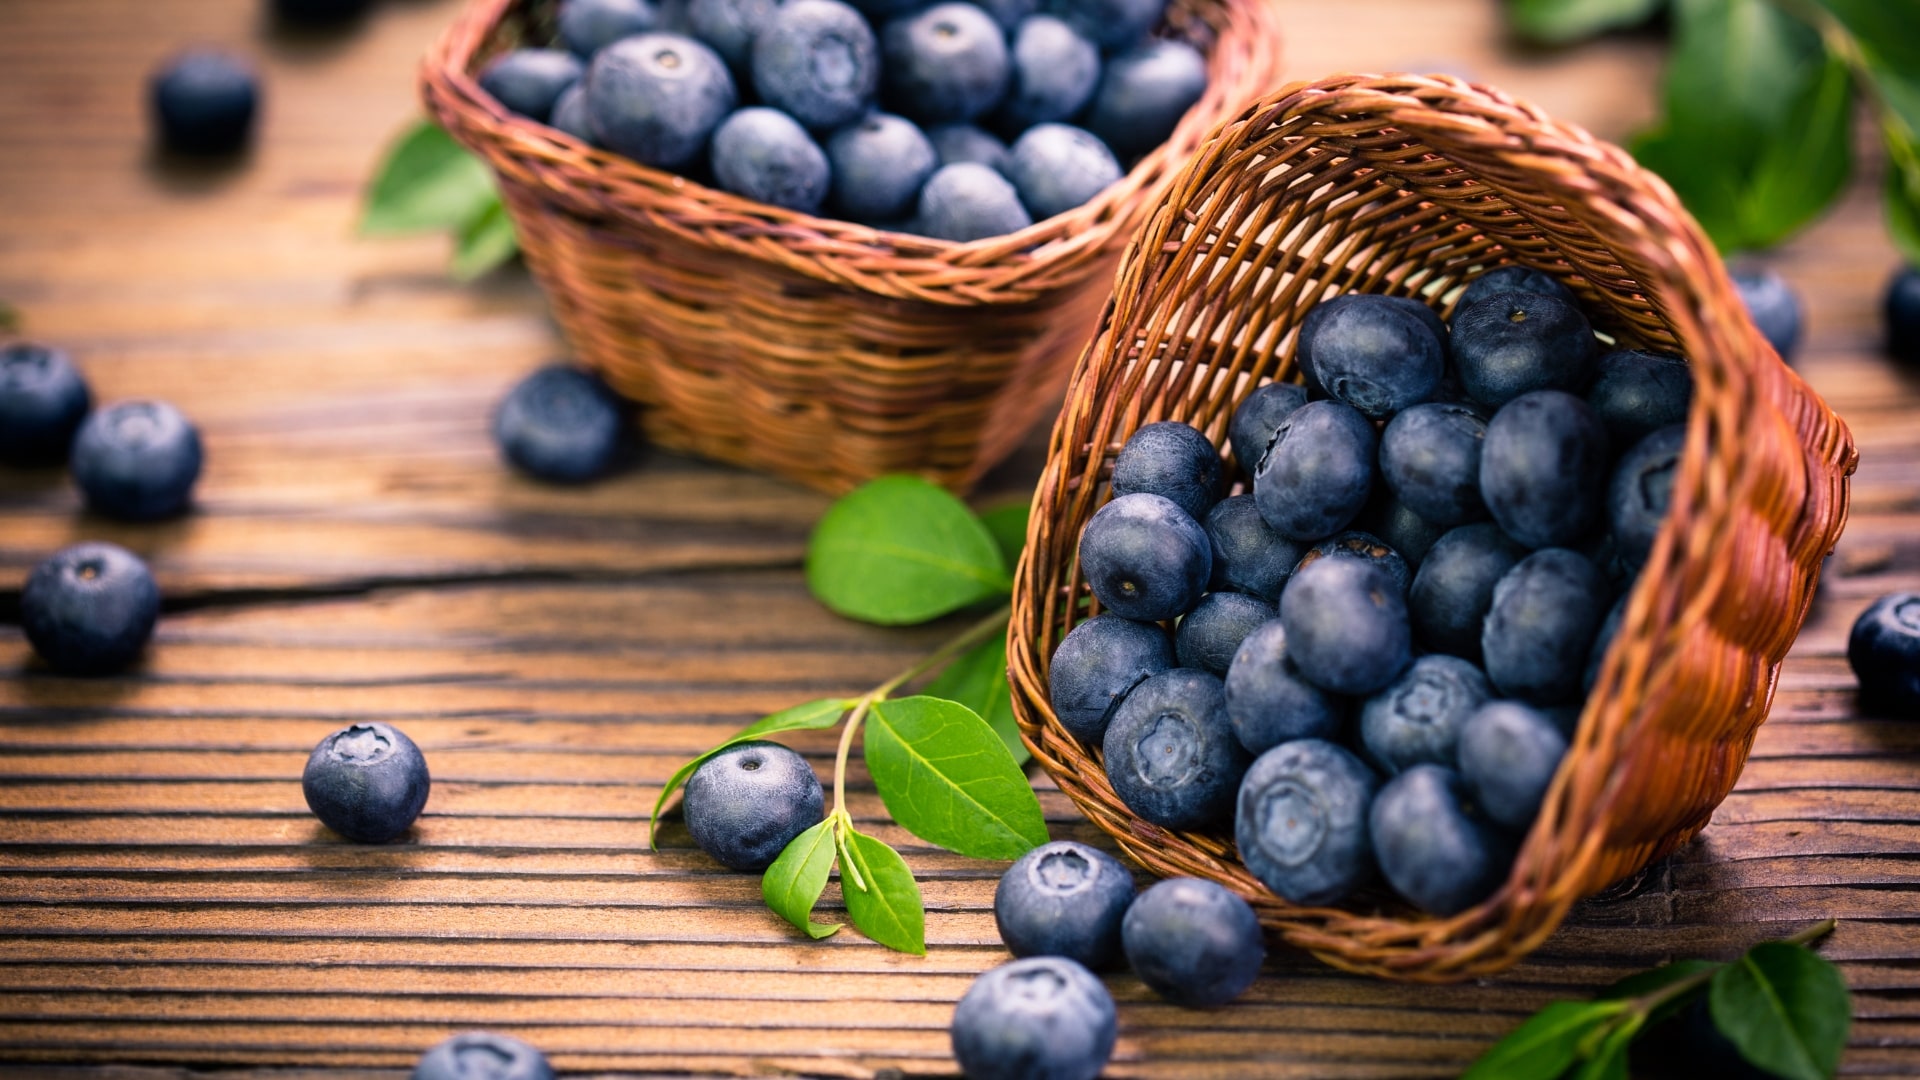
0,0 -> 1915,1075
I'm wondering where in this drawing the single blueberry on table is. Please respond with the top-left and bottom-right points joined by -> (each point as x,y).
1047,612 -> 1174,742
1085,39 -> 1206,158
1299,293 -> 1445,420
1356,487 -> 1446,568
1732,265 -> 1804,363
1111,420 -> 1222,521
1251,399 -> 1377,543
413,1030 -> 555,1080
1359,654 -> 1490,775
1482,547 -> 1611,705
1278,553 -> 1411,697
1236,738 -> 1378,905
1102,668 -> 1249,831
549,83 -> 596,143
1479,389 -> 1609,549
1226,381 -> 1308,479
1174,591 -> 1274,676
1203,495 -> 1303,603
1848,592 -> 1920,713
1888,266 -> 1920,364
20,542 -> 161,676
916,162 -> 1034,240
0,342 -> 91,466
1223,619 -> 1344,754
994,840 -> 1136,970
827,113 -> 938,222
1370,764 -> 1511,915
588,33 -> 737,168
1608,423 -> 1685,569
1450,291 -> 1597,408
1631,995 -> 1788,1080
752,0 -> 878,131
1584,349 -> 1692,450
1121,876 -> 1264,1007
493,364 -> 626,482
711,107 -> 832,213
478,49 -> 585,123
302,722 -> 431,843
1458,700 -> 1569,831
559,0 -> 661,58
950,956 -> 1116,1080
1408,522 -> 1526,661
998,16 -> 1101,130
1294,530 -> 1412,597
1455,264 -> 1577,311
1379,402 -> 1488,527
150,50 -> 259,155
1042,0 -> 1168,51
1007,123 -> 1123,221
687,0 -> 779,71
1077,491 -> 1211,622
70,400 -> 203,521
882,2 -> 1011,126
682,740 -> 825,871
1584,593 -> 1626,693
928,123 -> 1012,174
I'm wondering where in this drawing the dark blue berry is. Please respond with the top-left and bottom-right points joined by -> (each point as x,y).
917,162 -> 1034,240
150,50 -> 259,155
994,840 -> 1136,969
1380,402 -> 1488,527
1457,700 -> 1568,831
928,123 -> 1012,173
1085,39 -> 1205,158
492,364 -> 626,482
1251,399 -> 1376,542
1370,764 -> 1509,915
1223,619 -> 1343,754
1294,530 -> 1412,596
827,113 -> 938,221
1849,592 -> 1920,713
687,0 -> 778,71
682,740 -> 824,871
20,542 -> 160,676
1041,0 -> 1167,51
71,401 -> 203,521
1121,877 -> 1263,1006
882,3 -> 1010,125
1236,738 -> 1377,905
1227,381 -> 1308,479
1479,389 -> 1609,548
302,722 -> 431,843
1175,591 -> 1273,676
1357,487 -> 1446,567
1451,291 -> 1597,408
479,49 -> 584,123
1301,294 -> 1445,420
550,83 -> 596,142
1584,594 -> 1626,693
711,107 -> 831,211
1888,266 -> 1920,363
1584,350 -> 1691,450
1102,668 -> 1249,830
752,0 -> 877,130
1048,613 -> 1175,742
1456,265 -> 1576,311
1732,266 -> 1803,363
1482,547 -> 1611,705
1008,124 -> 1123,220
560,0 -> 660,57
1632,996 -> 1784,1080
1608,424 -> 1684,569
1112,421 -> 1222,521
0,343 -> 91,466
1203,495 -> 1303,603
998,16 -> 1101,130
950,957 -> 1116,1080
1359,654 -> 1489,775
1408,523 -> 1525,661
1278,555 -> 1411,696
588,33 -> 736,167
414,1031 -> 555,1080
1077,492 -> 1211,622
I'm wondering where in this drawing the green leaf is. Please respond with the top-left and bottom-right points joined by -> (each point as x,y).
864,695 -> 1048,860
1462,1001 -> 1629,1080
839,827 -> 926,954
450,197 -> 519,281
805,475 -> 1011,626
648,697 -> 852,847
1889,160 -> 1920,267
1508,0 -> 1664,45
1570,1015 -> 1643,1080
0,299 -> 18,334
924,630 -> 1028,765
979,501 -> 1032,570
1709,941 -> 1852,1080
762,818 -> 842,940
361,120 -> 498,235
1603,958 -> 1720,1027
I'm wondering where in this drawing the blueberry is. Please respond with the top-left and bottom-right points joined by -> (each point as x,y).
882,3 -> 1010,125
1584,594 -> 1626,693
1732,266 -> 1803,363
20,542 -> 160,676
752,0 -> 884,132
1358,654 -> 1489,775
1203,495 -> 1303,603
0,343 -> 91,466
1632,996 -> 1786,1080
686,0 -> 778,71
1457,700 -> 1568,831
1120,877 -> 1264,1007
149,50 -> 258,155
710,107 -> 831,212
1408,523 -> 1526,661
1607,423 -> 1684,568
1175,591 -> 1274,676
559,0 -> 661,57
1299,295 -> 1447,392
1077,492 -> 1211,622
70,401 -> 203,521
492,364 -> 626,482
1223,619 -> 1344,754
682,740 -> 825,871
1041,0 -> 1166,51
550,83 -> 596,142
1111,421 -> 1222,521
1379,402 -> 1488,527
1294,530 -> 1412,597
1278,555 -> 1411,696
928,123 -> 1012,174
1236,738 -> 1378,905
1251,399 -> 1376,542
1370,764 -> 1509,915
1451,291 -> 1597,408
824,113 -> 937,221
1456,265 -> 1576,311
917,162 -> 1034,240
994,840 -> 1136,969
1482,548 -> 1611,705
950,957 -> 1116,1080
1584,350 -> 1692,450
1888,266 -> 1920,364
1356,487 -> 1446,568
478,49 -> 584,123
1102,668 -> 1249,830
1479,389 -> 1609,548
998,16 -> 1101,130
302,722 -> 431,843
588,33 -> 737,167
1048,612 -> 1175,742
1300,294 -> 1445,420
1007,124 -> 1123,220
1226,381 -> 1308,479
1849,592 -> 1920,713
413,1031 -> 555,1080
1085,39 -> 1205,158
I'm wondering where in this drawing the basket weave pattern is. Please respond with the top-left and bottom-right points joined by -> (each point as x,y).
421,0 -> 1283,493
1007,75 -> 1858,981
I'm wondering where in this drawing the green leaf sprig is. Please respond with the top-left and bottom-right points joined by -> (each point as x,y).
361,120 -> 519,281
1465,919 -> 1851,1080
650,476 -> 1043,954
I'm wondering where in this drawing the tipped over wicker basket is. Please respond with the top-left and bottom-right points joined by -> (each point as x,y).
420,0 -> 1283,494
1007,74 -> 1857,981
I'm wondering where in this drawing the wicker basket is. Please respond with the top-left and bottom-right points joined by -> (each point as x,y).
420,0 -> 1283,494
1007,74 -> 1858,981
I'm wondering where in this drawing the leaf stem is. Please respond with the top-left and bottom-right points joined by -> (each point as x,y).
1626,920 -> 1840,1016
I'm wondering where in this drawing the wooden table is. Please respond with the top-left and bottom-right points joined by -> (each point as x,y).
2,1 -> 1915,1075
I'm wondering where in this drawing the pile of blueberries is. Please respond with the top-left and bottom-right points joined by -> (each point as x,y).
476,0 -> 1208,239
